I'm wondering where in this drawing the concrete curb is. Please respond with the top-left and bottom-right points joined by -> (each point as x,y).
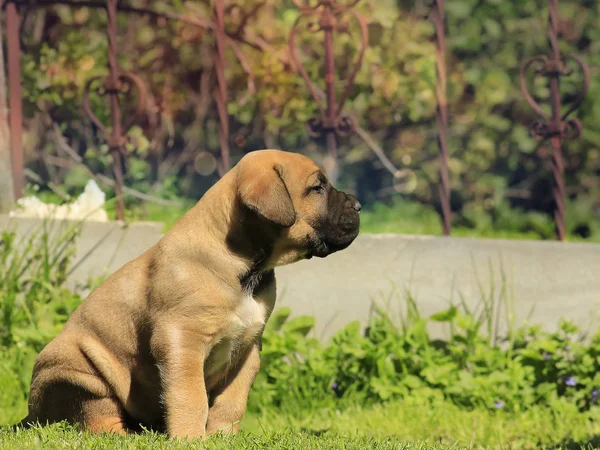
3,215 -> 599,341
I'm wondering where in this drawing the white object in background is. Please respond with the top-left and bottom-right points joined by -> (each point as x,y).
9,180 -> 109,222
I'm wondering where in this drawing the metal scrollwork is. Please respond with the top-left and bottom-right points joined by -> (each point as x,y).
519,0 -> 590,241
82,72 -> 147,149
289,0 -> 368,182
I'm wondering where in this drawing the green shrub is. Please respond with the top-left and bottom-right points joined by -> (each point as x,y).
0,223 -> 85,424
249,302 -> 600,415
103,195 -> 600,241
359,196 -> 600,242
2,224 -> 600,427
0,225 -> 82,349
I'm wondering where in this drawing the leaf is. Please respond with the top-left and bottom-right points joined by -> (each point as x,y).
483,19 -> 502,39
282,315 -> 315,337
402,374 -> 425,389
421,363 -> 457,386
265,307 -> 291,333
446,1 -> 472,19
430,306 -> 458,323
370,0 -> 397,28
282,9 -> 300,27
478,70 -> 512,106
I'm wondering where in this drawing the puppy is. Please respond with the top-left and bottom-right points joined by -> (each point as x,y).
21,149 -> 361,439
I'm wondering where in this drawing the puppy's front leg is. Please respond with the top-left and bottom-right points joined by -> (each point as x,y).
152,323 -> 210,440
206,343 -> 260,436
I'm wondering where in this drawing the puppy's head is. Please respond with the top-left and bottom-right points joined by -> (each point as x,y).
235,150 -> 360,267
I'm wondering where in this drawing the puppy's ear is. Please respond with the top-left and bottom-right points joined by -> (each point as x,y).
238,163 -> 296,227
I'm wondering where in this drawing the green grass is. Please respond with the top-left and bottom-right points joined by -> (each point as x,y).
108,197 -> 600,242
106,199 -> 195,232
3,201 -> 600,450
2,399 -> 600,449
357,200 -> 545,240
358,198 -> 600,242
133,198 -> 548,239
243,400 -> 600,449
0,427 -> 447,450
23,185 -> 600,241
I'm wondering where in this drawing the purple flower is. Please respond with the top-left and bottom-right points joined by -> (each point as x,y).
494,401 -> 505,409
542,352 -> 552,360
565,376 -> 577,387
331,382 -> 338,391
592,390 -> 599,404
564,345 -> 571,351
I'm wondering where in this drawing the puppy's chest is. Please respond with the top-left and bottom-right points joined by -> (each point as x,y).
206,293 -> 267,377
227,293 -> 267,340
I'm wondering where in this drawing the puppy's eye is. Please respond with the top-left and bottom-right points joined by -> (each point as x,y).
310,185 -> 325,193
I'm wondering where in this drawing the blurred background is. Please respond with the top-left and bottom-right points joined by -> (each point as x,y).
2,3 -> 600,445
2,0 -> 599,240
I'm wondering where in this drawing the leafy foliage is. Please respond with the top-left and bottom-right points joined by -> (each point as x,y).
15,0 -> 600,236
1,224 -> 600,450
0,224 -> 84,423
359,196 -> 600,241
250,302 -> 600,416
0,224 -> 82,349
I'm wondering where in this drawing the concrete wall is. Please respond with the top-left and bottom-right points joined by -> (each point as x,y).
2,215 -> 599,341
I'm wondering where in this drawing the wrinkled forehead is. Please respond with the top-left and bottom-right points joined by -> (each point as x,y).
284,157 -> 327,189
239,150 -> 327,191
286,153 -> 321,172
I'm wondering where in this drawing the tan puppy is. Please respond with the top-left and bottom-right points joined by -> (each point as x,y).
20,149 -> 361,439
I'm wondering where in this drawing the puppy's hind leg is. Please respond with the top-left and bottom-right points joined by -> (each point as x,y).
28,381 -> 128,436
81,394 -> 128,436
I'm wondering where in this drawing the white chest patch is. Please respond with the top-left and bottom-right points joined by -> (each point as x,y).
206,294 -> 267,377
229,294 -> 267,340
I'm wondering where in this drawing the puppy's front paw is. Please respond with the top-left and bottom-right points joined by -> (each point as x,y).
169,425 -> 207,441
206,420 -> 240,437
167,413 -> 207,440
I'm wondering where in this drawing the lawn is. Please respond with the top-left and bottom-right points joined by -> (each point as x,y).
2,209 -> 600,450
0,427 -> 421,450
2,399 -> 600,449
109,196 -> 600,242
25,187 -> 600,241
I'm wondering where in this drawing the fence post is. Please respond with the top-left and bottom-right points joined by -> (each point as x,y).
5,1 -> 24,204
289,0 -> 368,185
82,1 -> 147,221
0,6 -> 15,213
105,0 -> 126,220
431,0 -> 451,235
520,0 -> 590,241
214,0 -> 230,176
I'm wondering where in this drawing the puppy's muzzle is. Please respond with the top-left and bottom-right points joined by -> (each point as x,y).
309,189 -> 361,258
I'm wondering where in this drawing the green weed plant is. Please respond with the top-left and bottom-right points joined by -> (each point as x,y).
1,224 -> 599,429
251,299 -> 600,416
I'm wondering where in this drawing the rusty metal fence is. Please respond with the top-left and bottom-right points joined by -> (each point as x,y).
519,0 -> 590,241
1,0 -> 591,239
3,0 -> 263,219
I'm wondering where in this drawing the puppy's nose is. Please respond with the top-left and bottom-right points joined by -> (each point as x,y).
353,200 -> 362,212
